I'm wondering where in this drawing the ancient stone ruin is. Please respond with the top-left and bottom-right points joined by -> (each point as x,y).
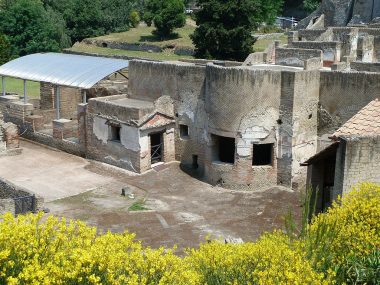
1,1 -> 380,204
0,119 -> 20,156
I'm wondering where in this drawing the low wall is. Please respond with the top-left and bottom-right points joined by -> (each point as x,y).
350,62 -> 380,72
82,38 -> 195,56
275,48 -> 322,68
0,177 -> 44,215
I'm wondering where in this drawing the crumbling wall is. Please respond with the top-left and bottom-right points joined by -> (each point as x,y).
0,177 -> 44,215
128,60 -> 207,174
275,48 -> 322,68
291,71 -> 320,188
0,120 -> 19,150
205,65 -> 282,188
86,96 -> 146,172
319,71 -> 380,135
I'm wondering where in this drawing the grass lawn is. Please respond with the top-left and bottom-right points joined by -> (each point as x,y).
253,34 -> 288,52
69,43 -> 194,61
93,23 -> 195,49
0,77 -> 40,99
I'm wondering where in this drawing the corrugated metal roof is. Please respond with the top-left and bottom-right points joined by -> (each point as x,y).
0,53 -> 129,89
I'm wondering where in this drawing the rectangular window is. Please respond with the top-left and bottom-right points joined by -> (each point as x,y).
110,125 -> 121,142
212,135 -> 235,164
252,143 -> 273,166
179,124 -> 189,138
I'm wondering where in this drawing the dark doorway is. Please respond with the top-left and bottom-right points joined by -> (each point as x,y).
150,132 -> 163,164
192,154 -> 198,169
110,125 -> 121,142
252,143 -> 273,166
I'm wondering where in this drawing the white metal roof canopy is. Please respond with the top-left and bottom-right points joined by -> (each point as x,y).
0,53 -> 129,89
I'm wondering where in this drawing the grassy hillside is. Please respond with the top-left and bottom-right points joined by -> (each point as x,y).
74,21 -> 287,61
94,23 -> 195,49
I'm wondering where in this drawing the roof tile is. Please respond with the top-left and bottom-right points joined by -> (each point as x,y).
332,99 -> 380,138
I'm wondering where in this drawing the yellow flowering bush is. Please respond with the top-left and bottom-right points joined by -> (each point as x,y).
186,232 -> 325,285
0,214 -> 200,285
0,183 -> 378,284
303,183 -> 380,283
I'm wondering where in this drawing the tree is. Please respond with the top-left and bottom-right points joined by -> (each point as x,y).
303,0 -> 321,13
0,0 -> 69,56
143,0 -> 186,37
102,0 -> 138,32
191,0 -> 283,61
64,0 -> 105,43
0,34 -> 11,64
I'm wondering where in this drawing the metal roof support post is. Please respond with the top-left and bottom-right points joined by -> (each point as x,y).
23,79 -> 27,103
2,76 -> 5,96
56,85 -> 61,120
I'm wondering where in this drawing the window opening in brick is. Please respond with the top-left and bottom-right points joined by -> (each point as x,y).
150,132 -> 163,164
252,143 -> 273,166
213,135 -> 235,164
179,124 -> 189,138
110,125 -> 121,142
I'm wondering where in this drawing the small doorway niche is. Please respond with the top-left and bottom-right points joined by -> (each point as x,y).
252,143 -> 273,166
110,125 -> 121,142
150,132 -> 163,164
212,135 -> 235,164
179,124 -> 189,138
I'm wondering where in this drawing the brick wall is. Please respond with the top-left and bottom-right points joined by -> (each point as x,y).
342,137 -> 380,194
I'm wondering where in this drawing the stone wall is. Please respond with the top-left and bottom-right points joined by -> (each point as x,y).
319,71 -> 380,135
341,137 -> 380,194
0,177 -> 44,215
350,61 -> 380,72
291,41 -> 341,64
204,65 -> 282,188
275,48 -> 322,68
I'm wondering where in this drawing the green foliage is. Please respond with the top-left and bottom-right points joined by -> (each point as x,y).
0,0 -> 69,56
191,0 -> 284,61
64,0 -> 105,43
129,10 -> 141,28
0,34 -> 11,64
342,249 -> 380,284
128,199 -> 149,212
304,0 -> 321,13
102,0 -> 139,33
143,0 -> 186,37
0,0 -> 140,57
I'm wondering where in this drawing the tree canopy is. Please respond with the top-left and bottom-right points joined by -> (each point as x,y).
303,0 -> 321,13
143,0 -> 186,37
0,0 -> 141,57
0,0 -> 69,56
191,0 -> 283,61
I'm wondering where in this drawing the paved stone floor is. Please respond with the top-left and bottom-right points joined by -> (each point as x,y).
1,139 -> 302,252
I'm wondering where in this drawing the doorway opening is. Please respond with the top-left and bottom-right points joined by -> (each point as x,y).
150,132 -> 163,164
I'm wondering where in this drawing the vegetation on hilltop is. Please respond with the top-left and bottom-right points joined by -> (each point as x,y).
143,0 -> 186,37
191,0 -> 284,61
0,0 -> 142,57
0,183 -> 378,284
303,0 -> 322,12
0,0 -> 293,61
